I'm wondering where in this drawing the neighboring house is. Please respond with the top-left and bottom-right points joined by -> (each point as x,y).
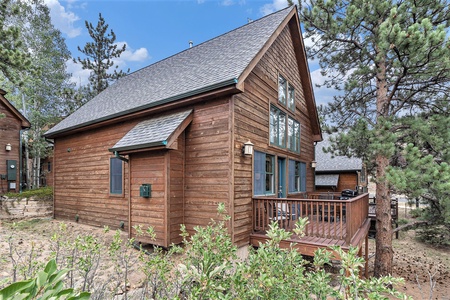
44,6 -> 323,249
314,134 -> 368,194
0,89 -> 31,194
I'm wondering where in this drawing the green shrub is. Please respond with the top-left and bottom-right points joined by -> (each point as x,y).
0,259 -> 90,300
3,187 -> 53,199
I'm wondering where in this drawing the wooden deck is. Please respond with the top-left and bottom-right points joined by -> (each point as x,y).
250,193 -> 370,258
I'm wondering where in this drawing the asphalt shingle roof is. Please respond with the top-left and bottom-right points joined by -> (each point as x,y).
315,174 -> 339,186
45,6 -> 294,137
315,134 -> 363,172
110,109 -> 193,152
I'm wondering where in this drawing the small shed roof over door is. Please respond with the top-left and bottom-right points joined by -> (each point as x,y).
315,174 -> 339,187
109,109 -> 193,153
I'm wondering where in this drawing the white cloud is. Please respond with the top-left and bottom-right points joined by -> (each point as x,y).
260,0 -> 289,16
66,59 -> 90,86
67,42 -> 150,85
44,0 -> 82,38
114,42 -> 150,63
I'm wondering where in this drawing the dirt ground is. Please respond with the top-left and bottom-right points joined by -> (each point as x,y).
1,212 -> 449,299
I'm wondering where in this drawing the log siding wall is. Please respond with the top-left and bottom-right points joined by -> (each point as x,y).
53,121 -> 136,228
0,101 -> 23,192
232,26 -> 316,246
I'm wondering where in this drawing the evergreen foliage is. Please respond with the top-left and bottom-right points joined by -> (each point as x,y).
297,0 -> 450,276
74,13 -> 129,99
0,0 -> 32,84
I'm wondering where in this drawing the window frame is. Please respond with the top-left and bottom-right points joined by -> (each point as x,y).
288,83 -> 295,111
270,105 -> 286,148
287,117 -> 301,153
288,160 -> 307,194
254,151 -> 275,196
110,157 -> 124,196
278,74 -> 287,106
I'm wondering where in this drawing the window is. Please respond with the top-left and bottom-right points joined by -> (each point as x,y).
110,157 -> 123,195
270,105 -> 286,148
288,117 -> 301,153
279,74 -> 296,111
288,84 -> 295,111
254,151 -> 275,195
288,160 -> 306,193
278,75 -> 287,105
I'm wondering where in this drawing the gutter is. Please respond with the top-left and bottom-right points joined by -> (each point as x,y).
109,140 -> 168,154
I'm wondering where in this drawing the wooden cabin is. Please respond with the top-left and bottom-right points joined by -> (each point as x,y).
314,133 -> 368,194
0,89 -> 31,194
45,7 -> 370,263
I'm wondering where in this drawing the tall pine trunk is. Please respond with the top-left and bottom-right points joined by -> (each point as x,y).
374,55 -> 393,277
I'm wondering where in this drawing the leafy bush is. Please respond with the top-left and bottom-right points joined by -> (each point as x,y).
0,259 -> 90,300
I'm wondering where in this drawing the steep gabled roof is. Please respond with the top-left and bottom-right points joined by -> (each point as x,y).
45,6 -> 320,139
315,134 -> 363,172
0,89 -> 31,129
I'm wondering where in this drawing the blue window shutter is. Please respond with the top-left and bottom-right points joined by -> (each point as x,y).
254,151 -> 265,195
300,162 -> 306,192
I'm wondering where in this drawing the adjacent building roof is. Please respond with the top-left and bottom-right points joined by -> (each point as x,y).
315,174 -> 339,187
45,6 -> 297,137
0,89 -> 31,128
109,109 -> 192,152
315,134 -> 363,172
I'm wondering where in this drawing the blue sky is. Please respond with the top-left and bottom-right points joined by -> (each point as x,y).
44,0 -> 333,105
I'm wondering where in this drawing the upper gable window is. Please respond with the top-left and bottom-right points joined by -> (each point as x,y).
278,75 -> 287,106
288,84 -> 295,111
278,74 -> 296,112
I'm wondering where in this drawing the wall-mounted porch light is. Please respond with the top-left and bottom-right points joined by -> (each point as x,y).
242,141 -> 254,156
5,143 -> 11,151
311,160 -> 317,168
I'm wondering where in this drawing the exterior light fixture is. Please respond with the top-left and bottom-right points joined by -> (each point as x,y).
5,143 -> 11,151
243,141 -> 254,156
311,160 -> 317,168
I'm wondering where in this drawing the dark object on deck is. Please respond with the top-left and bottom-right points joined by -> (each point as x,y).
341,189 -> 358,199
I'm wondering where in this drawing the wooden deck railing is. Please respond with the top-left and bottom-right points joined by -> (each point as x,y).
253,193 -> 369,245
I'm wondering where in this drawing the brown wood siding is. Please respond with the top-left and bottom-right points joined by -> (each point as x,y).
168,133 -> 185,245
183,97 -> 232,233
53,121 -> 137,228
129,150 -> 167,246
233,25 -> 316,246
0,101 -> 24,192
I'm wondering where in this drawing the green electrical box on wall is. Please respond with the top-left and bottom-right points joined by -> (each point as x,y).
6,160 -> 17,181
140,184 -> 151,198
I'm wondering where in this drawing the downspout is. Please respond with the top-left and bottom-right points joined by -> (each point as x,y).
113,151 -> 131,237
19,128 -> 30,193
114,151 -> 129,163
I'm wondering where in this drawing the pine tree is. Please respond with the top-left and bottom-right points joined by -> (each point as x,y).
0,0 -> 31,83
74,13 -> 129,98
298,0 -> 450,276
6,0 -> 73,188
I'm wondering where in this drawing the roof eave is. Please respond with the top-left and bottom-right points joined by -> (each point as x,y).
45,78 -> 239,138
